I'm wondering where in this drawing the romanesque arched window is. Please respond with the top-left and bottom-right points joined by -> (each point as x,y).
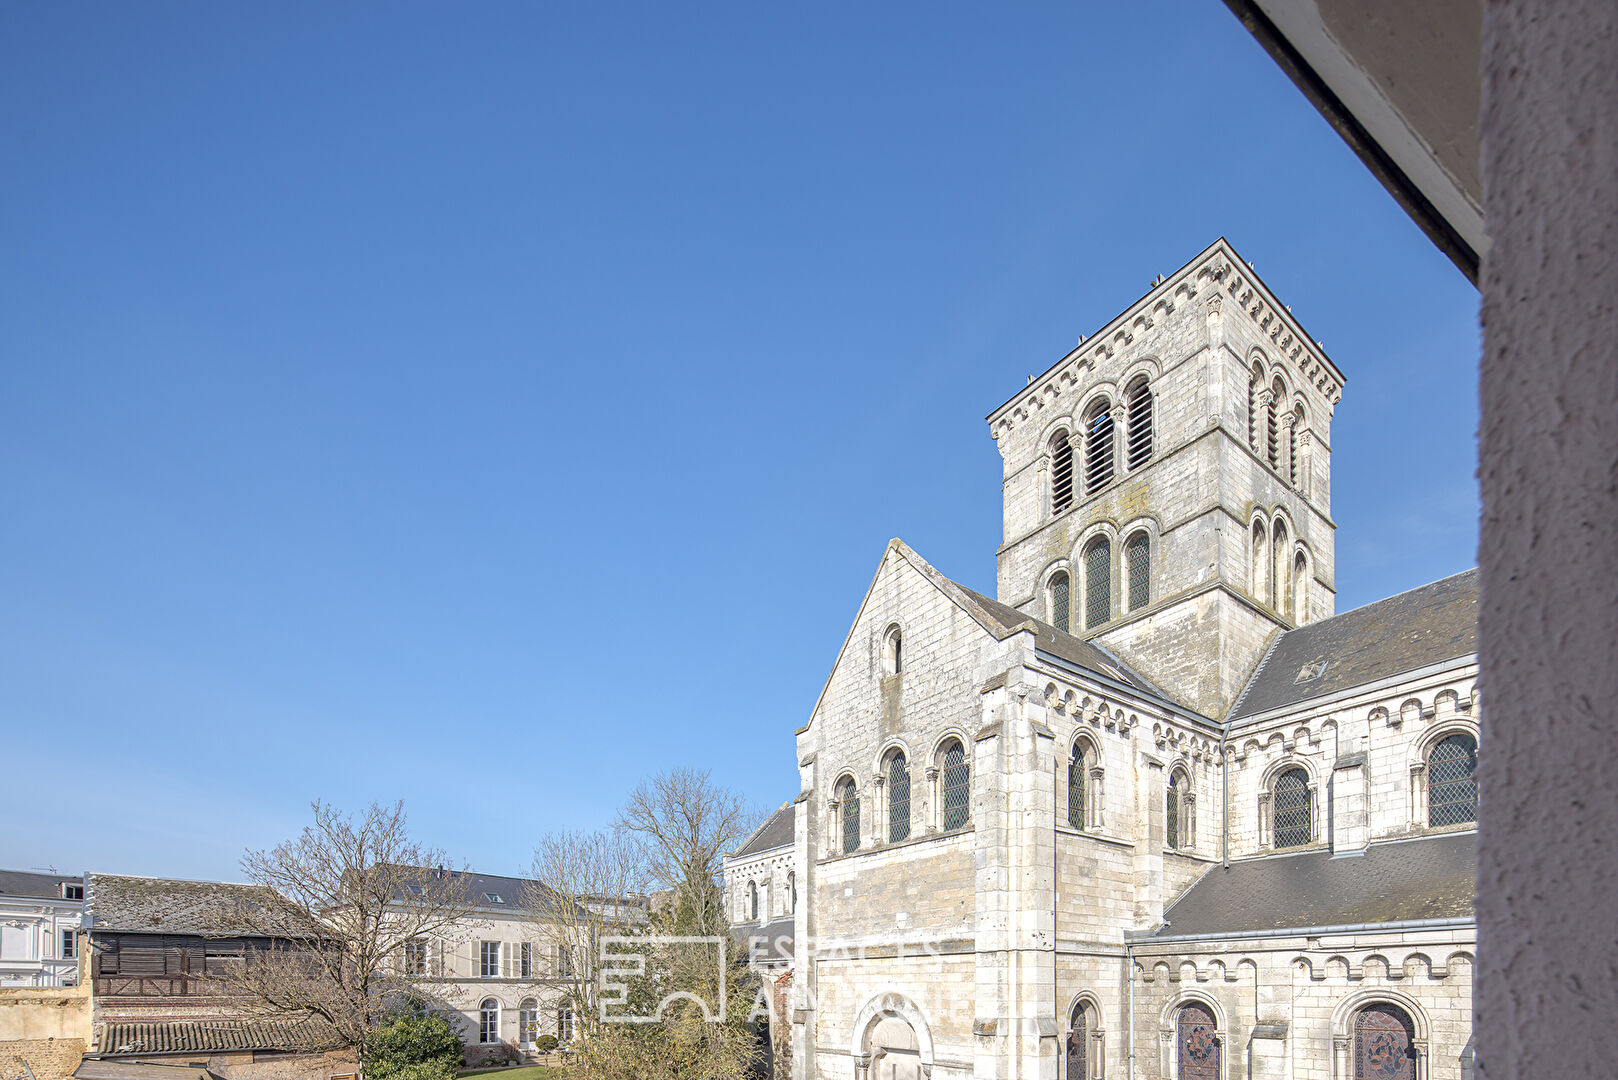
1166,769 -> 1191,850
787,871 -> 796,912
1125,376 -> 1154,470
1250,518 -> 1269,604
1176,1001 -> 1220,1080
940,739 -> 970,831
1050,571 -> 1071,633
1126,531 -> 1150,611
1289,403 -> 1305,484
837,776 -> 860,854
1272,518 -> 1290,615
748,881 -> 759,921
1084,538 -> 1112,629
1068,742 -> 1087,830
1273,768 -> 1311,848
1354,1003 -> 1417,1079
479,999 -> 500,1044
1428,733 -> 1479,826
1293,550 -> 1309,623
1051,430 -> 1075,514
1067,999 -> 1097,1080
1083,398 -> 1115,494
887,750 -> 911,842
883,625 -> 902,676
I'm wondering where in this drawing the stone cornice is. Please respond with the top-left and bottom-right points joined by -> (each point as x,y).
987,238 -> 1344,440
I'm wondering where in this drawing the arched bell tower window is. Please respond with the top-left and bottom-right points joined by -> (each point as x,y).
1248,362 -> 1263,451
748,881 -> 759,921
1273,767 -> 1312,848
886,750 -> 911,842
1266,377 -> 1285,468
1083,398 -> 1115,494
1125,376 -> 1154,469
1125,531 -> 1150,611
1049,571 -> 1071,633
1166,768 -> 1192,850
1428,733 -> 1479,826
1272,518 -> 1290,616
1250,518 -> 1269,604
1050,430 -> 1075,514
1293,550 -> 1309,623
1084,538 -> 1112,629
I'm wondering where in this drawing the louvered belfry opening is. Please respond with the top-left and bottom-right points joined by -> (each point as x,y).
1273,768 -> 1312,848
1266,377 -> 1284,467
1068,746 -> 1086,830
1084,539 -> 1111,629
1051,571 -> 1071,633
887,752 -> 911,842
1125,378 -> 1153,469
1083,400 -> 1115,494
1126,532 -> 1150,611
1051,432 -> 1074,513
1428,734 -> 1479,826
1248,367 -> 1261,450
941,740 -> 969,830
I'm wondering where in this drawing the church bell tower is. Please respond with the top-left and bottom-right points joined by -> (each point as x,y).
986,239 -> 1344,718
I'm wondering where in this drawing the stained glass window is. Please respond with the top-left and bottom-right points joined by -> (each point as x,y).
1273,768 -> 1311,848
888,753 -> 911,842
1127,532 -> 1150,611
839,780 -> 860,854
1428,734 -> 1479,826
1068,746 -> 1086,830
941,740 -> 970,831
1085,539 -> 1112,629
1051,572 -> 1071,633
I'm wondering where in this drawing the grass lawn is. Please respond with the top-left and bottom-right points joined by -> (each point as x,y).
457,1067 -> 571,1080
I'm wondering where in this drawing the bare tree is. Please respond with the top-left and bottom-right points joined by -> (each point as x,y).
230,800 -> 474,1058
617,767 -> 759,937
524,828 -> 647,1037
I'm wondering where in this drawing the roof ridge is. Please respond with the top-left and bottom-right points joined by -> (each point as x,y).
1306,567 -> 1479,628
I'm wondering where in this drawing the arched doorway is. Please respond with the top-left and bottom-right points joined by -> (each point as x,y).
868,1015 -> 922,1080
1354,1003 -> 1417,1080
1066,999 -> 1094,1079
1176,1001 -> 1219,1080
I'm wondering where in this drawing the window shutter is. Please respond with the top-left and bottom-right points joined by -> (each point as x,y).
502,944 -> 513,978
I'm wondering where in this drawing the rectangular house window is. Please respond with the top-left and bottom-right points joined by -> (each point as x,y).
520,942 -> 532,978
403,938 -> 428,976
61,930 -> 76,959
480,941 -> 500,978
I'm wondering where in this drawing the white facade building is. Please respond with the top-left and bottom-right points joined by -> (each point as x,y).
0,870 -> 85,987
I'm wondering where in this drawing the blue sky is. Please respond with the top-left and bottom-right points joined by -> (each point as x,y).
0,3 -> 1479,882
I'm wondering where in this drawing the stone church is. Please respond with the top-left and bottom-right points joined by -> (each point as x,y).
736,239 -> 1479,1080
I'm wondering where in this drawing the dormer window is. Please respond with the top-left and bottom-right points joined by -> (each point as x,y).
484,892 -> 504,904
62,883 -> 84,901
406,884 -> 424,896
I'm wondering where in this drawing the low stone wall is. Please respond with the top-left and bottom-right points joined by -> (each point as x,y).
1,966 -> 93,1080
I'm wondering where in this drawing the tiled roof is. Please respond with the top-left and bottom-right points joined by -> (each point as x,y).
732,916 -> 794,965
1146,831 -> 1476,939
733,806 -> 794,859
86,874 -> 314,939
391,867 -> 574,915
1229,569 -> 1478,721
95,1018 -> 341,1056
0,869 -> 83,901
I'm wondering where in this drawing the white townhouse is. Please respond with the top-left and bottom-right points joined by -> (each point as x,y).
0,870 -> 84,987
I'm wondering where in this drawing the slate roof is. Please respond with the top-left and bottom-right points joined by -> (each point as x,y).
953,584 -> 1174,702
732,915 -> 794,965
391,867 -> 574,915
1229,569 -> 1478,721
733,806 -> 794,859
86,874 -> 315,939
0,869 -> 83,901
1144,831 -> 1476,939
94,1018 -> 340,1056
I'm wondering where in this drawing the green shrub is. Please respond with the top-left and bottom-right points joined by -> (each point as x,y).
365,1008 -> 463,1080
532,1035 -> 558,1053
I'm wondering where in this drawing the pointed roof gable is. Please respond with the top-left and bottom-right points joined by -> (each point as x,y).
799,539 -> 1185,734
731,804 -> 794,859
987,237 -> 1345,438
